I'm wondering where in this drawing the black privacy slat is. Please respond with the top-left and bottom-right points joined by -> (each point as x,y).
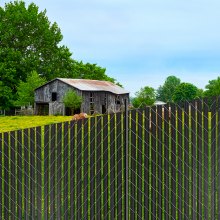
89,117 -> 96,219
116,113 -> 123,220
3,132 -> 9,219
184,102 -> 190,218
197,99 -> 203,218
17,130 -> 23,219
64,122 -> 69,219
24,129 -> 29,219
36,126 -> 42,220
44,125 -> 49,219
70,121 -> 76,220
83,119 -> 89,219
10,131 -> 16,218
56,123 -> 62,219
30,128 -> 36,219
109,114 -> 116,219
144,107 -> 150,219
203,98 -> 209,219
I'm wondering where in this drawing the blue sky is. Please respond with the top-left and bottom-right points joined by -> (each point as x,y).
1,0 -> 220,96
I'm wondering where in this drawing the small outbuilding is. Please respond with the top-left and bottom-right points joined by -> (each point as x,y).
34,78 -> 129,115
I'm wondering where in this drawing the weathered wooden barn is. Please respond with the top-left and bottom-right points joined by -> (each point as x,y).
34,78 -> 129,115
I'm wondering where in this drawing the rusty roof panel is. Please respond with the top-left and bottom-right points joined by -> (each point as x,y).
57,78 -> 129,94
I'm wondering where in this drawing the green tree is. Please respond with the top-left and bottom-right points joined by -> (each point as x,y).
203,77 -> 220,97
132,86 -> 156,108
0,1 -> 74,108
68,61 -> 122,86
63,90 -> 82,115
0,82 -> 13,110
156,76 -> 181,102
15,71 -> 46,106
0,1 -> 121,108
172,82 -> 198,103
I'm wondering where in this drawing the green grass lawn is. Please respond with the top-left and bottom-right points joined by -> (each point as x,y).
0,115 -> 73,132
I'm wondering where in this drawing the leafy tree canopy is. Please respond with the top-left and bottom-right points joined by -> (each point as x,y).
172,82 -> 199,103
68,61 -> 122,86
0,1 -> 119,109
132,86 -> 156,108
63,90 -> 82,115
204,77 -> 220,97
156,75 -> 181,102
15,71 -> 46,106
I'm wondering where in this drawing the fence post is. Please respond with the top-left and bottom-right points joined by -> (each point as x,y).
124,99 -> 129,220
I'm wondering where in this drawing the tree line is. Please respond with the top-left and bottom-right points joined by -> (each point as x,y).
132,75 -> 220,108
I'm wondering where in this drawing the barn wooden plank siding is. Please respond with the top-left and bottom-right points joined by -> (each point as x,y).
34,78 -> 129,115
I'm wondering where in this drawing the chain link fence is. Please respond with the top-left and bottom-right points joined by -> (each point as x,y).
0,97 -> 220,219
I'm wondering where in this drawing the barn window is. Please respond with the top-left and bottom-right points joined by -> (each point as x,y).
52,92 -> 57,101
115,95 -> 121,105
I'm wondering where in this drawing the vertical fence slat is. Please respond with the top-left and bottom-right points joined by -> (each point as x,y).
109,114 -> 116,219
163,104 -> 170,220
17,130 -> 23,219
0,133 -> 2,220
151,106 -> 157,219
83,119 -> 89,219
137,110 -> 143,218
36,126 -> 42,220
191,100 -> 197,219
144,107 -> 150,219
95,116 -> 102,219
203,98 -> 209,219
184,101 -> 190,218
70,121 -> 75,219
24,129 -> 29,219
3,132 -> 9,220
130,110 -> 136,219
50,124 -> 56,218
197,99 -> 203,217
177,104 -> 183,219
56,123 -> 62,218
30,128 -> 36,219
157,106 -> 163,219
10,131 -> 16,218
116,113 -> 123,219
44,125 -> 49,219
102,115 -> 109,219
211,97 -> 217,219
89,117 -> 96,219
64,122 -> 69,219
77,120 -> 83,219
170,103 -> 177,219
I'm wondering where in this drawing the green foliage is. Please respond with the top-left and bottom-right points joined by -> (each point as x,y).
67,61 -> 122,86
0,1 -> 121,109
132,86 -> 156,108
63,90 -> 82,114
196,88 -> 204,98
0,81 -> 14,109
204,77 -> 220,97
172,82 -> 198,103
156,75 -> 181,102
0,0 -> 74,108
15,71 -> 46,106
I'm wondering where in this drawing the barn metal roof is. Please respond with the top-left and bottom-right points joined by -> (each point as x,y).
35,78 -> 129,95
